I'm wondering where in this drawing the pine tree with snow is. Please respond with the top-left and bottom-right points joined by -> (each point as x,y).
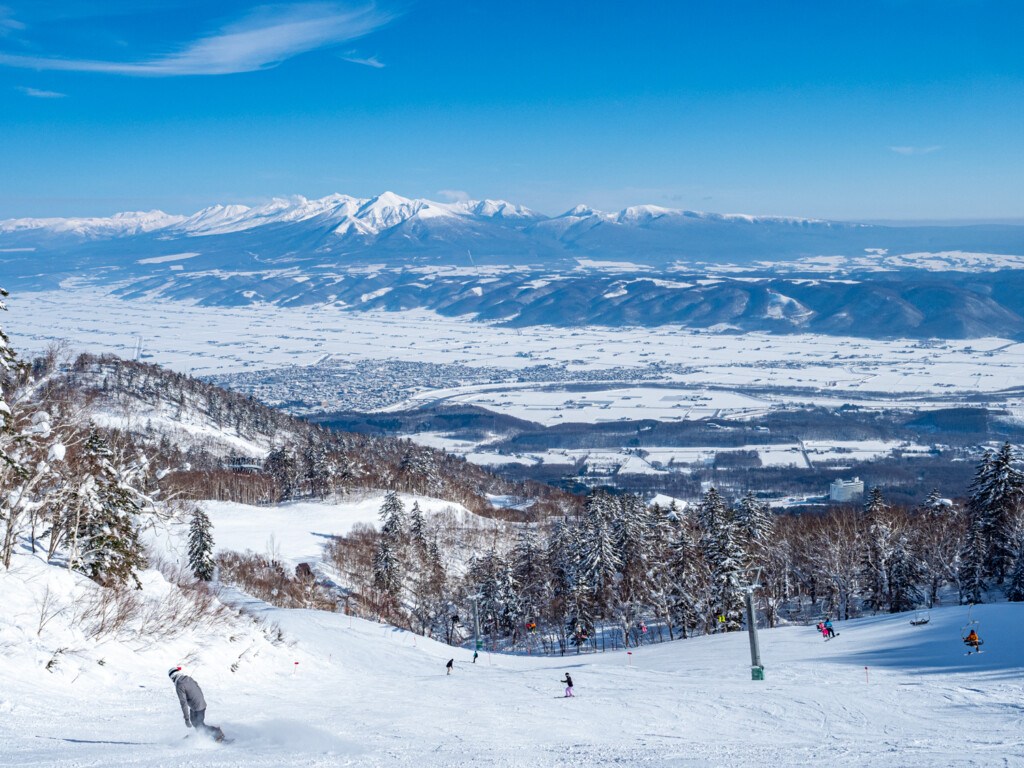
696,488 -> 746,631
378,491 -> 407,536
959,513 -> 987,604
71,429 -> 147,588
510,526 -> 547,631
1004,537 -> 1024,602
578,492 -> 622,620
978,442 -> 1023,583
734,491 -> 775,551
546,519 -> 581,641
860,487 -> 893,613
373,492 -> 407,603
187,505 -> 215,582
887,533 -> 924,613
408,501 -> 427,550
666,514 -> 709,638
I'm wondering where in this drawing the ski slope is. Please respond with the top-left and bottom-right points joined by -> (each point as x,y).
2,500 -> 1022,767
2,545 -> 1022,768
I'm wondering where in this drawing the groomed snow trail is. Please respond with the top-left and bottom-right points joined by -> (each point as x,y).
2,585 -> 1022,767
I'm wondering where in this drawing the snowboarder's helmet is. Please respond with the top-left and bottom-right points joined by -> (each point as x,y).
168,666 -> 182,679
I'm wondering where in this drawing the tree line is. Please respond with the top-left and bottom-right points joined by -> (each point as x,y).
324,446 -> 1023,653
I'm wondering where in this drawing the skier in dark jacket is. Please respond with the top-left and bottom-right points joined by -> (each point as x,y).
561,673 -> 574,697
169,667 -> 224,741
446,658 -> 454,675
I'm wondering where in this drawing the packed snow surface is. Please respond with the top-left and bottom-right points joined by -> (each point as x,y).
2,549 -> 1021,766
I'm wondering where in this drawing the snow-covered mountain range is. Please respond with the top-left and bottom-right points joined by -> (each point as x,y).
6,190 -> 1022,263
3,192 -> 1024,339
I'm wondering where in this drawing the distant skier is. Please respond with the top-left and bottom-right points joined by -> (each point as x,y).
824,619 -> 836,639
561,673 -> 574,698
817,622 -> 828,640
964,629 -> 982,653
472,651 -> 479,664
168,667 -> 224,742
446,658 -> 454,675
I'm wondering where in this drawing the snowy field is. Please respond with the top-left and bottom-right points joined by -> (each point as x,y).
148,494 -> 493,573
2,555 -> 1022,767
9,289 -> 1024,418
8,287 -> 1024,476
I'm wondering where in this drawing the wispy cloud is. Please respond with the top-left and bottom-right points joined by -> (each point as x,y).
0,3 -> 395,76
0,5 -> 25,36
437,189 -> 470,203
17,85 -> 66,98
340,51 -> 384,68
889,145 -> 942,156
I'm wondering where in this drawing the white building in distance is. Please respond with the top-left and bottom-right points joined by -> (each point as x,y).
830,477 -> 865,502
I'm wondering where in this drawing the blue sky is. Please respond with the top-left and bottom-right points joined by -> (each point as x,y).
1,1 -> 1022,220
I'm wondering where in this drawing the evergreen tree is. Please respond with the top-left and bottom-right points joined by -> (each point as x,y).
510,526 -> 546,629
71,430 -> 147,588
887,533 -> 924,613
979,442 -> 1024,583
697,487 -> 746,631
578,492 -> 622,620
409,501 -> 427,550
1004,535 -> 1024,602
469,548 -> 519,640
612,494 -> 656,644
187,505 -> 215,581
959,513 -> 987,604
734,491 -> 775,551
545,519 -> 581,644
373,491 -> 407,603
860,487 -> 893,612
666,514 -> 709,638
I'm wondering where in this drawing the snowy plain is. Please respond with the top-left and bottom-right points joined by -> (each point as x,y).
9,288 -> 1024,408
11,286 -> 1024,476
2,540 -> 1022,767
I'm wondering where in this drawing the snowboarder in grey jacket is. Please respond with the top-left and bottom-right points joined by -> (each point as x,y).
169,667 -> 224,741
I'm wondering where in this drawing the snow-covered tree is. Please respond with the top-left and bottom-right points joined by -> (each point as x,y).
1005,537 -> 1024,602
409,501 -> 427,550
887,532 -> 924,613
965,444 -> 1024,584
860,487 -> 894,612
696,487 -> 746,631
70,429 -> 147,588
187,505 -> 215,581
373,492 -> 407,603
469,548 -> 519,640
615,493 -> 656,641
510,526 -> 547,631
734,491 -> 775,554
577,492 -> 622,620
959,513 -> 988,604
